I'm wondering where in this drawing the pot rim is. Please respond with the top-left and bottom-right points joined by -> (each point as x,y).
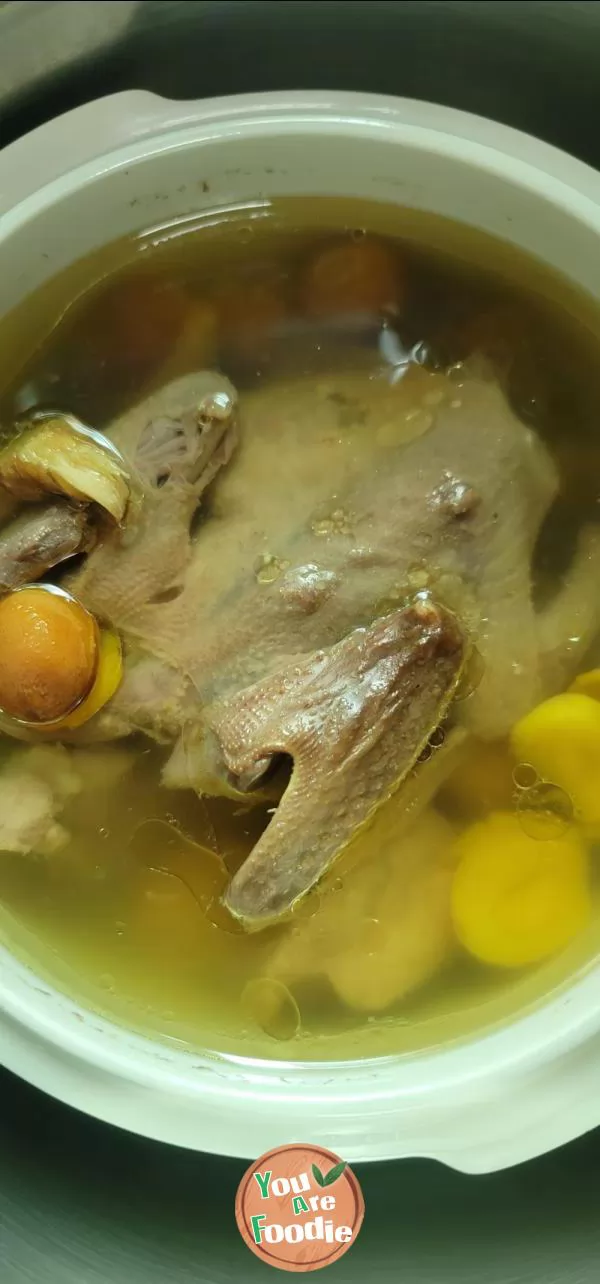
1,88 -> 600,1169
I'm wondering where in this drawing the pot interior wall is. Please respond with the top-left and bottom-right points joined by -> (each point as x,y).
4,116 -> 600,313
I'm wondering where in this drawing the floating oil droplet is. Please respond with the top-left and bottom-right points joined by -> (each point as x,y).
516,781 -> 573,840
429,726 -> 446,749
254,553 -> 289,584
351,227 -> 367,241
512,762 -> 538,791
242,977 -> 300,1041
331,877 -> 344,893
311,506 -> 351,537
455,645 -> 485,702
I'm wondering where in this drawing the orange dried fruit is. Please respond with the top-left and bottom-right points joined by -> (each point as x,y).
0,586 -> 98,724
301,237 -> 403,319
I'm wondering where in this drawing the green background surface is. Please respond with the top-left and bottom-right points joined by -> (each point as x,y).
3,1067 -> 600,1282
2,2 -> 600,1280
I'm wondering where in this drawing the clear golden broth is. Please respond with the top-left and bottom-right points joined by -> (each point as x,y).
1,196 -> 600,1061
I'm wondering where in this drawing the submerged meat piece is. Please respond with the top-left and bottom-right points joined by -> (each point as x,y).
270,808 -> 454,1011
24,363 -> 600,926
0,772 -> 66,854
209,599 -> 465,926
123,368 -> 572,742
0,500 -> 93,594
69,372 -> 237,628
330,812 -> 454,1010
0,744 -> 137,860
0,746 -> 81,855
94,652 -> 190,744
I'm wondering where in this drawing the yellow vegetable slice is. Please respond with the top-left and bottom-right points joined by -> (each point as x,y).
569,668 -> 600,702
58,629 -> 123,729
451,811 -> 590,968
511,692 -> 600,826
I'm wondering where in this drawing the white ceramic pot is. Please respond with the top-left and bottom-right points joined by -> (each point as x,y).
2,90 -> 600,1172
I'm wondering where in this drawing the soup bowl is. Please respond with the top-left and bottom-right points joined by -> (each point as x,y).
2,90 -> 600,1172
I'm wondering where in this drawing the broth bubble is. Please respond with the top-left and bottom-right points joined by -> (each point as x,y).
516,781 -> 573,840
512,762 -> 538,791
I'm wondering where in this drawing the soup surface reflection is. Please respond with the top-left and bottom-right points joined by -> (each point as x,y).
1,197 -> 600,1060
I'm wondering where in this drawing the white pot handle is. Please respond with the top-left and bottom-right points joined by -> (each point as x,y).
0,88 -> 354,217
4,87 -> 600,222
0,90 -> 211,216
